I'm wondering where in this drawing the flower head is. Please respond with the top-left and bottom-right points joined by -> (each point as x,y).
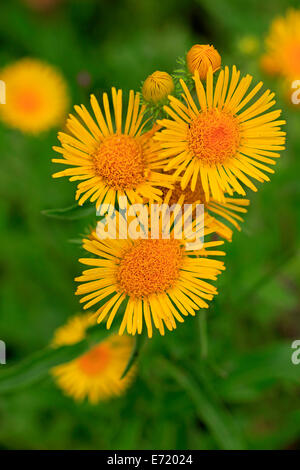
51,314 -> 136,403
52,89 -> 173,208
0,58 -> 69,134
155,66 -> 286,202
262,9 -> 300,79
75,202 -> 225,338
186,44 -> 221,79
142,71 -> 174,103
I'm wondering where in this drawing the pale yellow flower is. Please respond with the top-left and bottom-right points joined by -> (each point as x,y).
0,58 -> 68,133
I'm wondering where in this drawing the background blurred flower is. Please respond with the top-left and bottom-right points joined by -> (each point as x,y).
142,71 -> 174,103
52,314 -> 136,404
0,58 -> 69,134
186,44 -> 221,79
262,9 -> 300,80
260,54 -> 281,76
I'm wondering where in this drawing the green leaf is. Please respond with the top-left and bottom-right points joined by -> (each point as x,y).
41,203 -> 95,220
0,324 -> 116,394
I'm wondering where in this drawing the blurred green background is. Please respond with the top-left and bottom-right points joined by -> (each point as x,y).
0,0 -> 299,450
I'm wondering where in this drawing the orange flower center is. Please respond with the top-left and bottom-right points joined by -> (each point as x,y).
77,344 -> 111,376
93,134 -> 147,190
117,239 -> 183,298
187,109 -> 240,165
16,89 -> 42,113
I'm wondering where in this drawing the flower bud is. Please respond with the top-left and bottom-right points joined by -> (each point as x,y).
186,44 -> 221,79
142,71 -> 174,103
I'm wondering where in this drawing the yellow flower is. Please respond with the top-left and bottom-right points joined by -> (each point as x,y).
186,44 -> 221,79
142,71 -> 174,103
0,58 -> 69,134
52,89 -> 173,208
160,177 -> 250,242
154,66 -> 286,202
51,314 -> 136,404
262,9 -> 300,79
75,202 -> 225,338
